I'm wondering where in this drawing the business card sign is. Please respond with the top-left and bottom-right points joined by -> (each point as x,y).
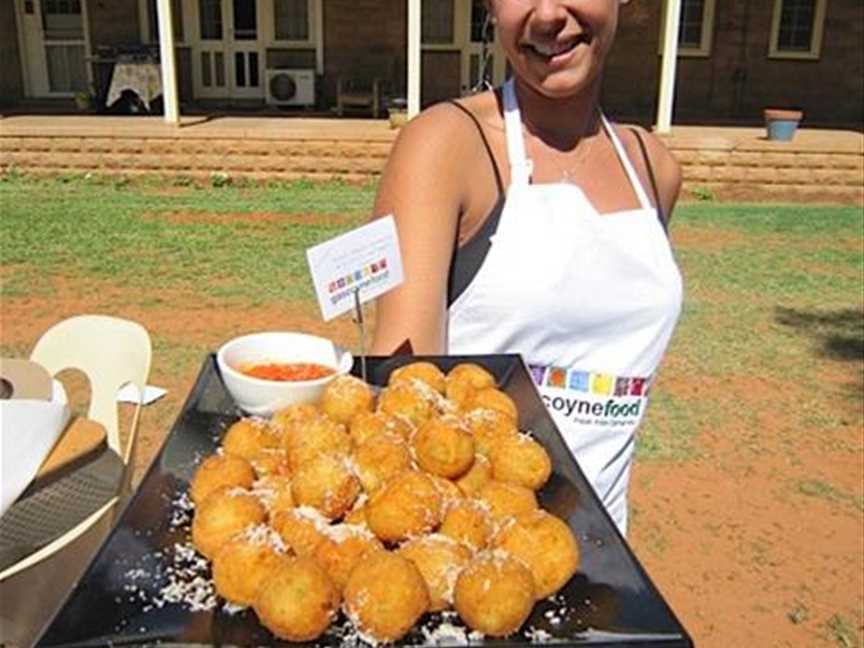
306,215 -> 404,321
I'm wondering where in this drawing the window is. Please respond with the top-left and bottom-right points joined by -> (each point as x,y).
470,0 -> 491,44
274,0 -> 309,41
422,0 -> 454,45
42,0 -> 84,40
660,0 -> 715,57
146,0 -> 184,43
769,0 -> 826,59
199,0 -> 222,40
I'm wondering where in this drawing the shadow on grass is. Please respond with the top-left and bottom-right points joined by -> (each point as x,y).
775,307 -> 864,361
775,306 -> 864,400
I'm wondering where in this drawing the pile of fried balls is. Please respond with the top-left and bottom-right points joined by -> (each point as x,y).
189,361 -> 580,643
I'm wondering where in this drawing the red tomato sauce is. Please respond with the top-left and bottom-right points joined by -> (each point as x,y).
240,362 -> 335,382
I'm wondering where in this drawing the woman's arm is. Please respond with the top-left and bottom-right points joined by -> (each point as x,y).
370,105 -> 474,354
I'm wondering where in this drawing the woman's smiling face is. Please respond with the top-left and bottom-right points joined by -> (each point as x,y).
490,0 -> 621,99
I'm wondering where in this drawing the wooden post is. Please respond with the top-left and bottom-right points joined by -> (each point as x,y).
656,0 -> 682,134
407,0 -> 421,118
156,0 -> 180,125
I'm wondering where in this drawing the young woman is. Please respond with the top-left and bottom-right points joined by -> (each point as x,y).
370,0 -> 683,533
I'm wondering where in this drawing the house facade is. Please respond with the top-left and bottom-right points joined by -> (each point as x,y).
3,0 -> 862,127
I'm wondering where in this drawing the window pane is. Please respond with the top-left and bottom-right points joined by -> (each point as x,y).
199,0 -> 223,40
233,0 -> 257,39
215,51 -> 225,86
201,51 -> 212,86
422,0 -> 454,44
46,44 -> 86,92
249,51 -> 259,86
235,51 -> 246,86
470,0 -> 490,43
678,0 -> 705,48
42,0 -> 84,40
274,0 -> 309,41
778,0 -> 815,51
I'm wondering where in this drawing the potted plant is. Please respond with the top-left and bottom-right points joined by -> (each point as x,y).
388,97 -> 408,129
74,87 -> 95,113
764,108 -> 804,142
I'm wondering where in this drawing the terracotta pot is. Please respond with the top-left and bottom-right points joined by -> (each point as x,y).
763,108 -> 803,122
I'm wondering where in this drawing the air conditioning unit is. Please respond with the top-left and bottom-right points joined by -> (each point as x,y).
265,68 -> 316,107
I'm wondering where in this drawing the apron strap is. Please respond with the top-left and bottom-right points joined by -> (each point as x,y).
503,79 -> 533,186
602,114 -> 654,211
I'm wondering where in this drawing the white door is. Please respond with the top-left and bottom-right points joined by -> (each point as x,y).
191,0 -> 263,99
16,0 -> 91,97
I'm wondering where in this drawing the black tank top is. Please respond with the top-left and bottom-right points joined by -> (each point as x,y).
446,100 -> 505,307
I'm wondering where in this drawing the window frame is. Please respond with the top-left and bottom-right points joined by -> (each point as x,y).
768,0 -> 827,60
659,0 -> 717,58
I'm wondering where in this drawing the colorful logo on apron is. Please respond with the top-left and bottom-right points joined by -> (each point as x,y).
534,365 -> 653,398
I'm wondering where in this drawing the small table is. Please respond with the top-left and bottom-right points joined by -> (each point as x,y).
106,61 -> 163,111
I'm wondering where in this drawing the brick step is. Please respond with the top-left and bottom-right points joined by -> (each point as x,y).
2,135 -> 862,204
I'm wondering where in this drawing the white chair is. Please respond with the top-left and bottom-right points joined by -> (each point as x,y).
0,314 -> 152,583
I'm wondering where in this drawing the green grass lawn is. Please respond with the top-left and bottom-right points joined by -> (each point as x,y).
1,174 -> 862,463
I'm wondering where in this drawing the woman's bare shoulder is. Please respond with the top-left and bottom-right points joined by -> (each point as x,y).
375,92 -> 501,214
615,124 -> 682,222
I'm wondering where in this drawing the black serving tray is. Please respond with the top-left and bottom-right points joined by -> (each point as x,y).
38,354 -> 692,647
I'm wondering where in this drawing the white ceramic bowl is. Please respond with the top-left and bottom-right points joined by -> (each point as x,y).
216,332 -> 353,415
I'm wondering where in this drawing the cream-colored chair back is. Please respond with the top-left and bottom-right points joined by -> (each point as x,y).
30,314 -> 152,464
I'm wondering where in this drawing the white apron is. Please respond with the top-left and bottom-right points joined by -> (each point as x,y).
447,79 -> 683,534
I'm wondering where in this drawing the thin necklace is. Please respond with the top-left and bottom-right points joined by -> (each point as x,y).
522,111 -> 604,184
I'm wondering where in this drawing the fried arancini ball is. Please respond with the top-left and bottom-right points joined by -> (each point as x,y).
249,448 -> 290,478
352,433 -> 412,494
191,487 -> 267,558
189,453 -> 256,505
455,453 -> 493,496
252,474 -> 295,515
365,471 -> 443,543
493,510 -> 580,599
477,481 -> 538,523
320,374 -> 375,425
254,557 -> 341,642
377,381 -> 434,428
344,551 -> 430,642
283,415 -> 352,472
312,524 -> 383,591
413,415 -> 475,479
463,388 -> 518,421
270,507 -> 330,557
489,434 -> 552,491
440,498 -> 495,552
463,408 -> 520,457
453,551 -> 535,637
398,534 -> 472,612
389,361 -> 446,394
270,402 -> 320,434
349,411 -> 413,445
212,525 -> 290,606
445,363 -> 496,407
222,417 -> 280,462
291,453 -> 360,520
342,495 -> 369,529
